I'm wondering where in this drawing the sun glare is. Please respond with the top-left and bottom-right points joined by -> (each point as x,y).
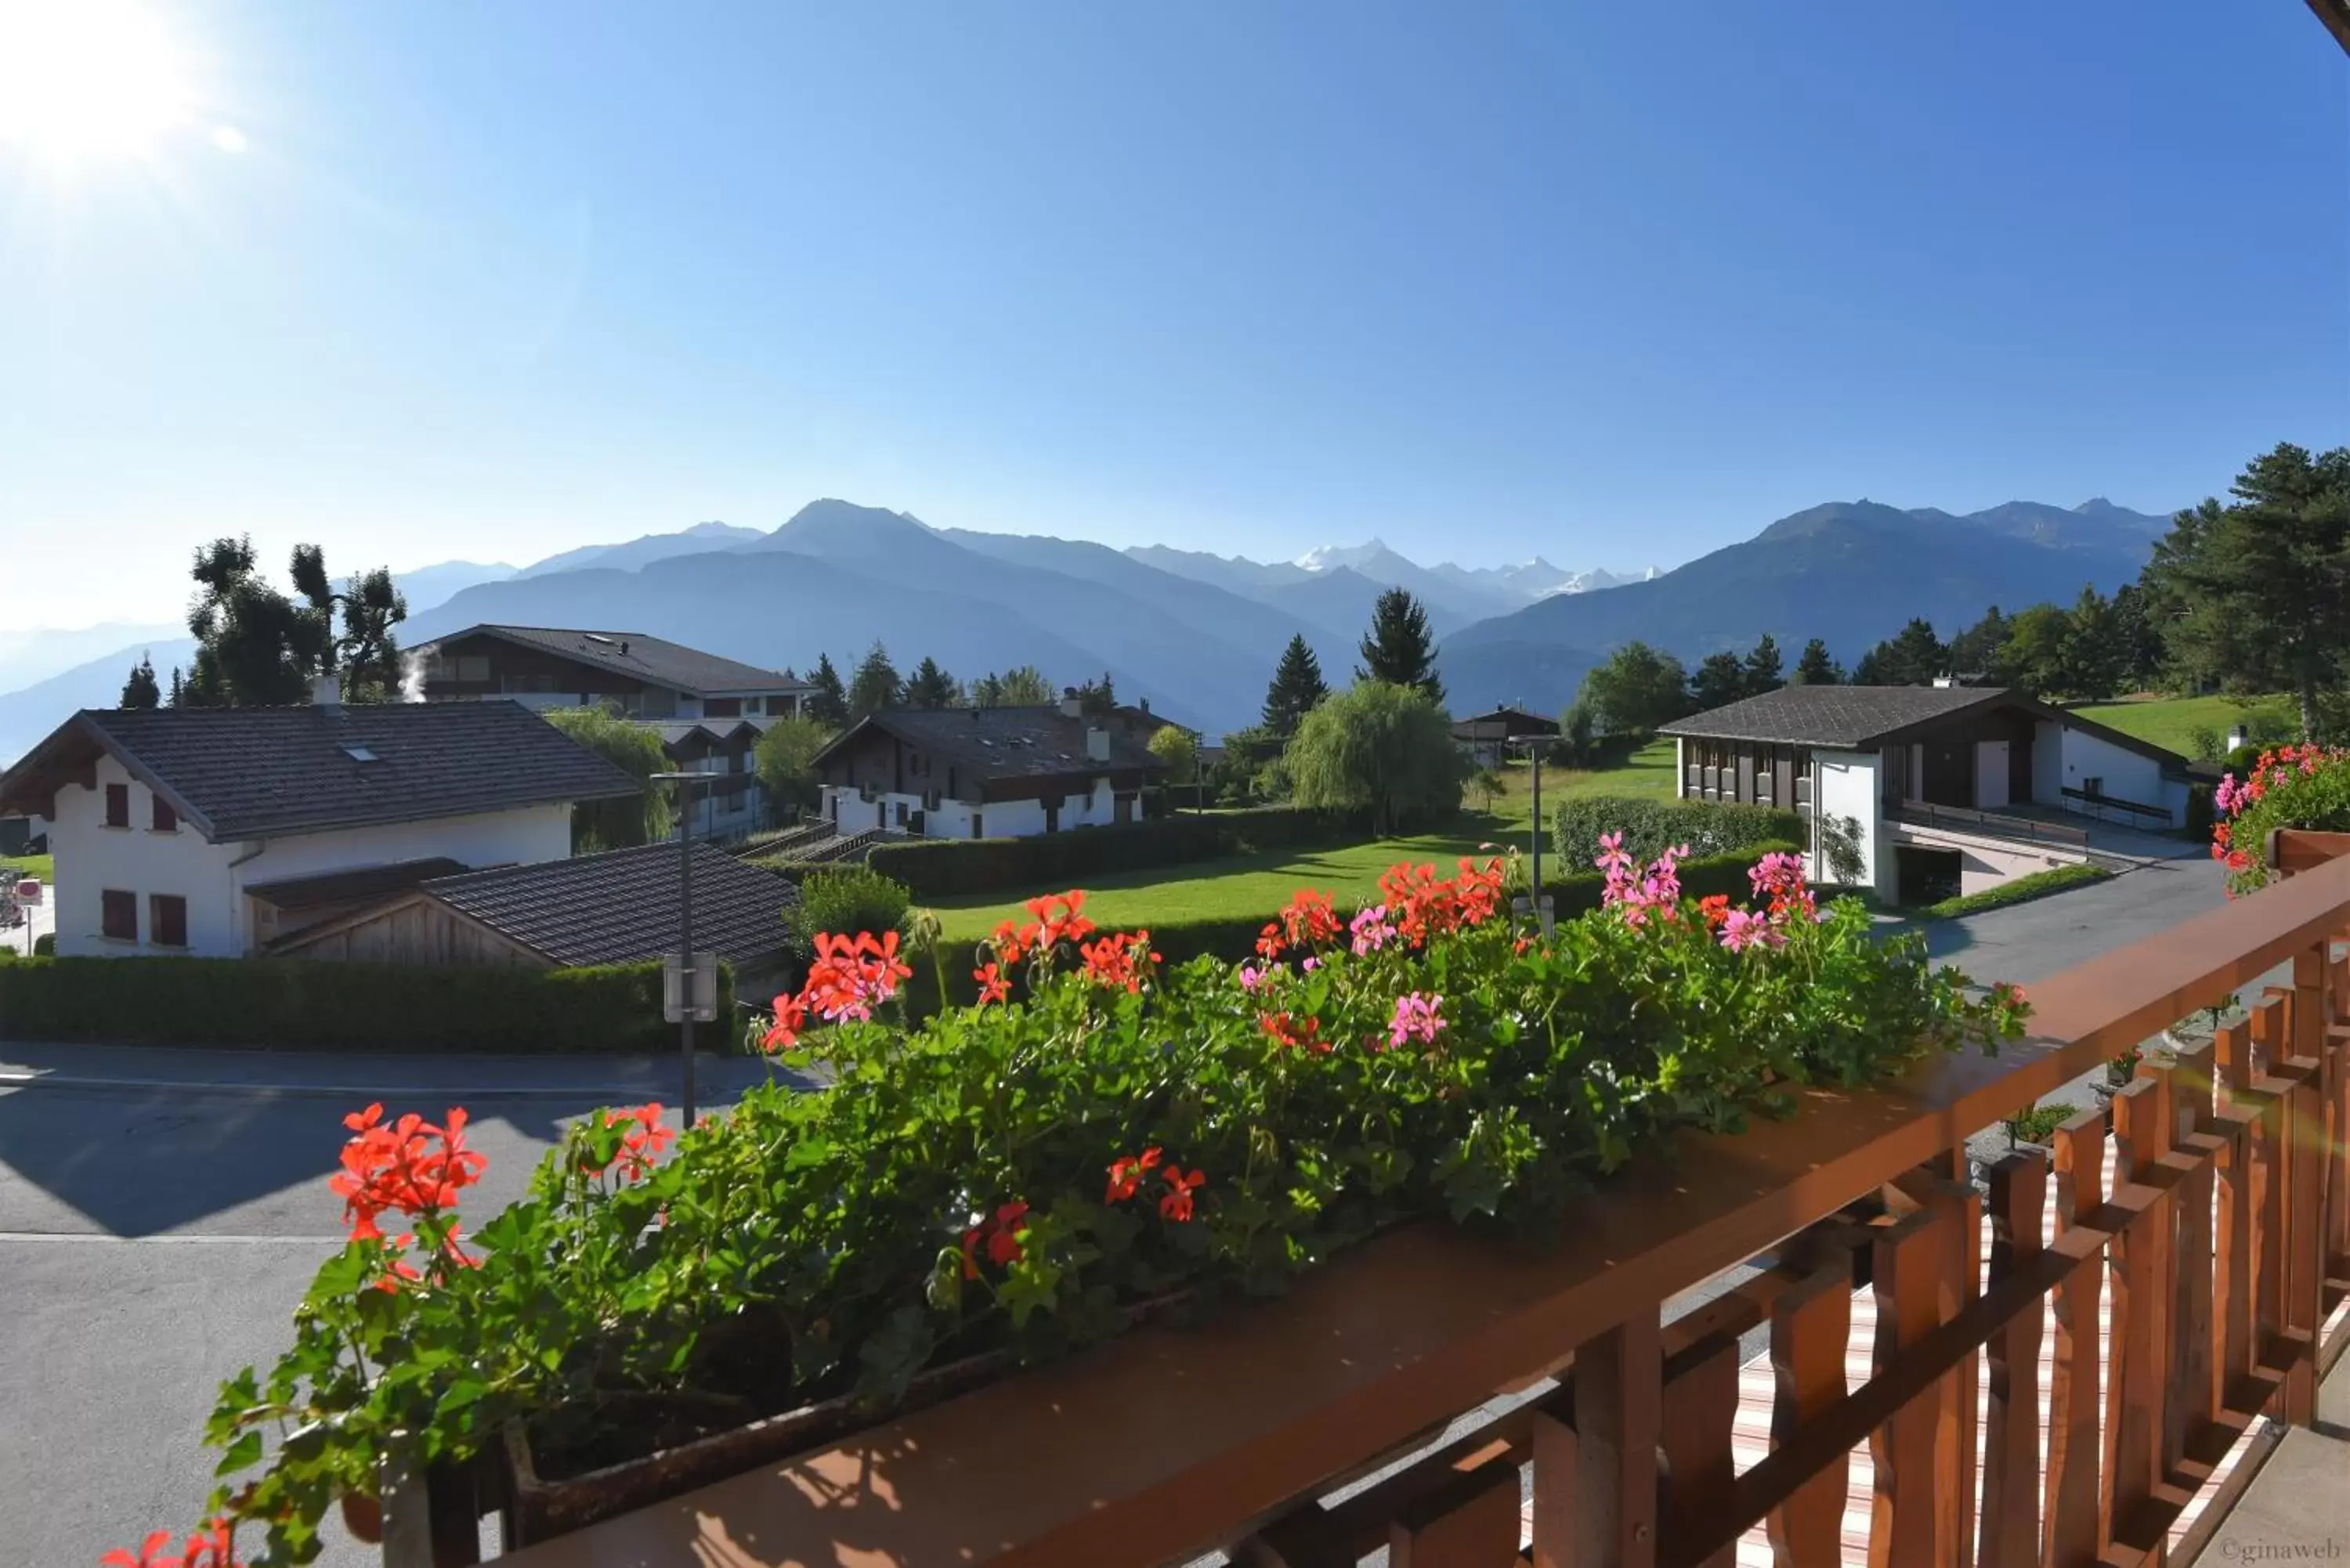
0,0 -> 195,163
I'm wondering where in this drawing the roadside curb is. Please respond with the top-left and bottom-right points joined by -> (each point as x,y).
0,1069 -> 774,1100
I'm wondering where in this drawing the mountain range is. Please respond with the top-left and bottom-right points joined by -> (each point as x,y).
0,494 -> 2178,768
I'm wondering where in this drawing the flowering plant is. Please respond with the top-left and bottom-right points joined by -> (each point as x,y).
2209,742 -> 2350,896
177,854 -> 2025,1566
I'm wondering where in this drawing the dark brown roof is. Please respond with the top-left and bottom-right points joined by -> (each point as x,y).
1660,685 -> 2189,772
1661,685 -> 2019,748
0,700 -> 642,841
421,842 -> 796,969
245,858 -> 471,910
815,706 -> 1168,782
419,625 -> 810,697
1453,706 -> 1561,739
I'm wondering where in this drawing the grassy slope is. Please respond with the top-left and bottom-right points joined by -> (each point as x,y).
2070,694 -> 2271,758
932,742 -> 1679,939
3,854 -> 51,883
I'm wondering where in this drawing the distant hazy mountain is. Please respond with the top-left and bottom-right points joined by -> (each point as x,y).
0,622 -> 184,699
1441,498 -> 2171,718
514,521 -> 764,579
0,636 -> 199,767
1123,544 -> 1310,597
396,559 -> 515,609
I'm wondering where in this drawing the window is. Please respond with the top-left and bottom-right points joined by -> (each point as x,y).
971,811 -> 983,839
104,783 -> 130,828
151,797 -> 178,832
101,889 -> 137,941
703,697 -> 741,718
149,894 -> 187,948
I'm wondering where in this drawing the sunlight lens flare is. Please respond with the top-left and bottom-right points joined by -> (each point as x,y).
0,0 -> 194,161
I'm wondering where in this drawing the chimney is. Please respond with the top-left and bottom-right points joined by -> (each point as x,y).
620,641 -> 630,656
1138,696 -> 1151,716
311,673 -> 342,709
1059,686 -> 1083,719
1086,725 -> 1112,763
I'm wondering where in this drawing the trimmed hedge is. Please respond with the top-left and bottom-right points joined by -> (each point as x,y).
865,806 -> 1368,901
1553,795 -> 1805,870
1909,862 -> 2110,921
0,956 -> 730,1053
899,840 -> 1802,1016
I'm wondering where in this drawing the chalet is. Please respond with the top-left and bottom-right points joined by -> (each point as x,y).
814,693 -> 1168,839
0,692 -> 639,959
649,717 -> 771,838
263,841 -> 796,993
410,625 -> 812,721
1660,685 -> 2192,902
1452,705 -> 1561,766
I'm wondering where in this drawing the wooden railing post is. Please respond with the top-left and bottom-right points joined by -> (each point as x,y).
1572,1311 -> 1662,1568
1867,1206 -> 1959,1568
1978,1152 -> 2044,1568
2044,1109 -> 2105,1568
2105,1077 -> 2167,1552
2214,1019 -> 2256,1418
1659,1331 -> 1741,1568
1766,1262 -> 1853,1568
2250,995 -> 2287,1407
2167,1041 -> 2218,1479
2328,938 -> 2350,1297
2285,945 -> 2328,1424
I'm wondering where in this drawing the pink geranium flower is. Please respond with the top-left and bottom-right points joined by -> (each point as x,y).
1386,992 -> 1444,1050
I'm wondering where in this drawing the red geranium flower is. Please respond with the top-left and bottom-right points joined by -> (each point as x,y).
974,961 -> 1010,1006
1255,921 -> 1287,960
1279,888 -> 1343,948
1260,1010 -> 1327,1053
1697,894 -> 1731,929
762,992 -> 805,1052
1159,1165 -> 1206,1223
1024,890 -> 1095,948
991,918 -> 1040,969
960,1199 -> 1032,1278
1105,1146 -> 1162,1202
1079,930 -> 1155,992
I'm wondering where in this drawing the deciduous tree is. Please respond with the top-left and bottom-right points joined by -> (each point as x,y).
543,705 -> 670,851
1285,680 -> 1466,834
1146,724 -> 1201,811
754,714 -> 835,819
1574,641 -> 1689,736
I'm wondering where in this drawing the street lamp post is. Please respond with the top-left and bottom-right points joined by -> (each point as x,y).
653,771 -> 705,1125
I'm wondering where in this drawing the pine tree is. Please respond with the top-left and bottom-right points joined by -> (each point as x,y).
2063,586 -> 2123,701
1260,634 -> 1329,736
1355,588 -> 1444,704
1741,634 -> 1784,696
1688,651 -> 1748,710
902,656 -> 960,709
805,653 -> 849,727
119,653 -> 161,710
1074,672 -> 1116,715
848,641 -> 902,719
1945,606 -> 2012,677
167,666 -> 186,707
1791,638 -> 1840,685
1857,618 -> 1945,685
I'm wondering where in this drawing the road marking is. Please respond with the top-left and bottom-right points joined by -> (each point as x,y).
0,1230 -> 347,1244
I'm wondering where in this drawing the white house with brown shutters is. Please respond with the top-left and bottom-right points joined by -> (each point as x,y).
0,693 -> 640,959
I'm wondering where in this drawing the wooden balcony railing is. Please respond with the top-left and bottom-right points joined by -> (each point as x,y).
504,847 -> 2350,1568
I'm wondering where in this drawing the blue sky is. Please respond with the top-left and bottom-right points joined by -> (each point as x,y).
4,0 -> 2345,627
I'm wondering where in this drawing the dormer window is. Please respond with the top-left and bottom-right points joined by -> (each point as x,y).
341,744 -> 379,764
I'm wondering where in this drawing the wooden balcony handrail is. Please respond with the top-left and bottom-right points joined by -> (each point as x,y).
501,850 -> 2350,1568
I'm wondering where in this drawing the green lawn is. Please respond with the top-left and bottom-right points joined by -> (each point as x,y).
3,853 -> 51,884
931,741 -> 1679,940
2070,694 -> 2279,759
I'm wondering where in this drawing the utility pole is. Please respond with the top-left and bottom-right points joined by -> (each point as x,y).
653,771 -> 704,1125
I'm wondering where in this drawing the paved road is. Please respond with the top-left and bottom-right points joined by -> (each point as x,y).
0,1051 -> 783,1568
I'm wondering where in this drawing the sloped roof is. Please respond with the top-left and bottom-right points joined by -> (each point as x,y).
1660,685 -> 2189,771
1453,706 -> 1561,739
1661,685 -> 2019,748
816,706 -> 1167,782
418,625 -> 809,696
245,858 -> 471,910
421,842 -> 795,969
0,701 -> 642,841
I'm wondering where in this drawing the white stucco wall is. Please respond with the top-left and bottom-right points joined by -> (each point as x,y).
46,753 -> 572,958
1811,749 -> 1881,893
2032,721 -> 2065,804
2051,727 -> 2188,826
1975,740 -> 2010,811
